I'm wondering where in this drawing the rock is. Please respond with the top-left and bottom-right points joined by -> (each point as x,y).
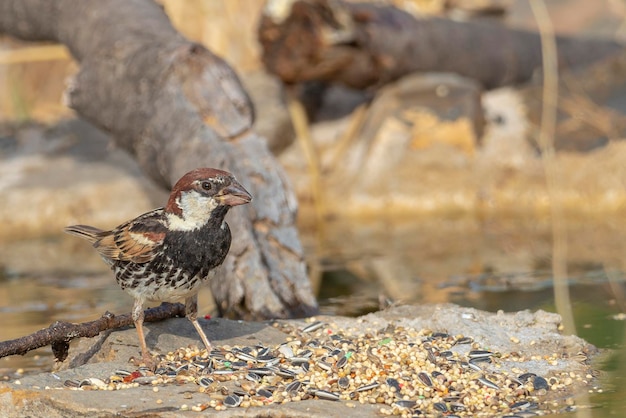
0,304 -> 598,417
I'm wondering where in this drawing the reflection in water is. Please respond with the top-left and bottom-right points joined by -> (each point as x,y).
1,216 -> 626,416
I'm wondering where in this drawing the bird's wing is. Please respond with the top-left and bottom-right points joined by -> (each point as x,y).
93,208 -> 168,264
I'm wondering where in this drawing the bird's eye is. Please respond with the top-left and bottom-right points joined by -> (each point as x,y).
201,181 -> 212,191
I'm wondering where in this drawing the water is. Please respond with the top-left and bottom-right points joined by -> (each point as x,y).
1,215 -> 625,416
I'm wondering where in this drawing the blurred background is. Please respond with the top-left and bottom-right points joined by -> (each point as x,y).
1,1 -> 626,416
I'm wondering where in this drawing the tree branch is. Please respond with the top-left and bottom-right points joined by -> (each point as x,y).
0,303 -> 186,362
259,0 -> 623,89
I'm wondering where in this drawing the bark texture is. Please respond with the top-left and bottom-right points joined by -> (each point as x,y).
259,0 -> 624,89
0,0 -> 318,320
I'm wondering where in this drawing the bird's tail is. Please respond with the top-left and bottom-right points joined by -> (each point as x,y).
64,225 -> 104,243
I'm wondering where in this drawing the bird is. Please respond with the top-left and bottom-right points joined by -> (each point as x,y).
65,168 -> 252,366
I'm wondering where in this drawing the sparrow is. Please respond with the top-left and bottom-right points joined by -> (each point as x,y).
65,168 -> 252,366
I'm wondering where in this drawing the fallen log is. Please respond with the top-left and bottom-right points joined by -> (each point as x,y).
259,0 -> 624,89
0,0 -> 318,320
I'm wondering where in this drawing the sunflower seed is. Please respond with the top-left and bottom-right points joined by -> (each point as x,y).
223,394 -> 242,407
450,403 -> 466,412
233,351 -> 257,362
298,349 -> 313,358
286,380 -> 303,393
302,321 -> 324,333
511,400 -> 537,410
247,367 -> 275,376
198,377 -> 214,387
386,377 -> 402,392
466,361 -> 482,373
310,389 -> 340,401
257,346 -> 271,357
532,376 -> 549,390
79,378 -> 105,388
338,376 -> 350,389
434,402 -> 448,412
356,382 -> 380,392
438,350 -> 453,358
114,370 -> 132,377
278,344 -> 294,359
417,372 -> 433,387
317,361 -> 333,371
469,350 -> 495,359
154,367 -> 170,375
394,400 -> 417,409
518,373 -> 537,382
64,379 -> 80,388
276,367 -> 297,378
257,388 -> 274,398
478,376 -> 500,390
290,357 -> 310,365
336,356 -> 348,369
246,372 -> 261,382
432,371 -> 447,383
426,348 -> 437,364
455,336 -> 473,345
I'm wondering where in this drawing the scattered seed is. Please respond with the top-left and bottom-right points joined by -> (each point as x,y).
417,372 -> 433,387
64,379 -> 80,388
278,344 -> 294,359
276,367 -> 297,378
532,376 -> 549,391
338,376 -> 350,389
394,400 -> 417,409
302,321 -> 324,333
114,370 -> 132,377
223,394 -> 241,407
317,360 -> 333,371
310,389 -> 340,401
356,382 -> 380,392
386,377 -> 402,393
257,388 -> 273,398
246,372 -> 262,383
450,403 -> 466,412
213,369 -> 234,375
286,380 -> 303,393
290,357 -> 310,365
518,373 -> 537,382
455,336 -> 473,345
478,376 -> 500,390
433,402 -> 448,412
247,367 -> 274,376
336,355 -> 348,369
469,350 -> 495,358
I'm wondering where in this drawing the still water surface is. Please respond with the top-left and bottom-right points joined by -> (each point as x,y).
1,215 -> 625,417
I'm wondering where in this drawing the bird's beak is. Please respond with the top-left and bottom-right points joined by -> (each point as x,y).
217,181 -> 253,206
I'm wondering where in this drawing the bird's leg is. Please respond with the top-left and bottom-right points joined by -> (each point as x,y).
132,299 -> 153,367
185,294 -> 212,353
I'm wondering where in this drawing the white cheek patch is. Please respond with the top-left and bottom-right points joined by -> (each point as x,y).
166,191 -> 218,231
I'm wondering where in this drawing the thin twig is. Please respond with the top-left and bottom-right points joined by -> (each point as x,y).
0,303 -> 185,361
529,0 -> 576,335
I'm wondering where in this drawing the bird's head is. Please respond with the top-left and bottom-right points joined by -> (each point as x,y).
165,168 -> 252,231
